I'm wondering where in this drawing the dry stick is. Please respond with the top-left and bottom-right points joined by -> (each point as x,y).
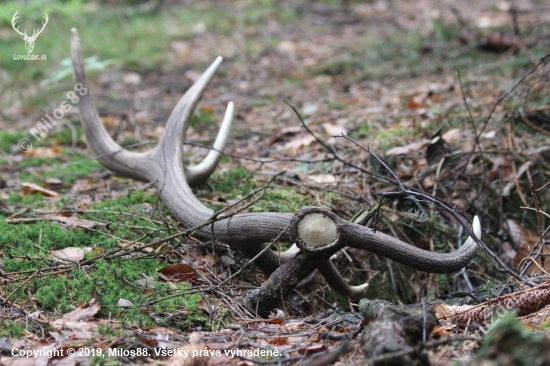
450,50 -> 550,189
519,183 -> 550,275
5,172 -> 284,300
141,226 -> 289,307
456,67 -> 489,205
282,99 -> 394,186
336,134 -> 532,285
184,140 -> 334,164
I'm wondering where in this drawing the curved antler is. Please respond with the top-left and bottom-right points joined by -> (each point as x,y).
71,28 -> 482,297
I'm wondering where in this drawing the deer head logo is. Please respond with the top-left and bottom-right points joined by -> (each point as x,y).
11,11 -> 49,54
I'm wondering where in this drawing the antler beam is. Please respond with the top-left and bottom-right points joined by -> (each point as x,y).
71,28 -> 482,315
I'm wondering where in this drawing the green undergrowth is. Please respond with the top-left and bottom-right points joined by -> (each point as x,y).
0,0 -> 300,115
199,166 -> 317,213
0,127 -> 84,154
0,187 -> 210,337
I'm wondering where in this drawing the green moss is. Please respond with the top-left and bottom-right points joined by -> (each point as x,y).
201,167 -> 314,213
0,130 -> 27,153
372,126 -> 415,150
17,155 -> 103,187
0,321 -> 25,338
0,189 -> 207,333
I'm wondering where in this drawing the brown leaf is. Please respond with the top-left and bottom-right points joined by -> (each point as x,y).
441,128 -> 461,144
197,299 -> 213,316
158,263 -> 199,282
49,215 -> 107,230
22,146 -> 63,158
42,178 -> 63,189
50,247 -> 84,263
137,334 -> 158,347
298,344 -> 327,355
285,321 -> 304,331
308,174 -> 338,186
284,135 -> 316,154
21,182 -> 60,197
479,33 -> 520,53
407,95 -> 425,109
118,299 -> 133,308
385,141 -> 427,156
322,122 -> 346,136
203,253 -> 217,266
421,175 -> 434,190
271,337 -> 288,346
268,126 -> 302,144
510,219 -> 549,274
61,298 -> 100,322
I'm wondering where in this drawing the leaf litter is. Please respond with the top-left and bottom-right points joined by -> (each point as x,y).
1,1 -> 550,365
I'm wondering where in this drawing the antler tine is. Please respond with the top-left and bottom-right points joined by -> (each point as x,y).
343,215 -> 482,274
185,101 -> 234,186
319,260 -> 369,296
152,56 -> 224,167
71,28 -> 154,183
318,260 -> 369,296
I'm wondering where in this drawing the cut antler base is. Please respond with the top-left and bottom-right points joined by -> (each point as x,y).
71,28 -> 482,317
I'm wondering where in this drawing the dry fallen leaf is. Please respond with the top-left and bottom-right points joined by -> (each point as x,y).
284,135 -> 316,154
49,215 -> 107,230
298,344 -> 327,355
502,161 -> 533,196
61,298 -> 100,322
385,141 -> 428,156
322,122 -> 346,136
50,247 -> 85,263
197,299 -> 214,316
509,219 -> 549,274
21,182 -> 60,197
270,337 -> 289,346
165,344 -> 209,366
308,174 -> 338,185
158,263 -> 199,282
285,321 -> 304,331
479,33 -> 520,53
42,178 -> 63,189
22,146 -> 63,158
118,299 -> 133,308
442,128 -> 461,144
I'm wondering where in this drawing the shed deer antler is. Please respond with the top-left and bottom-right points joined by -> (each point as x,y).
70,29 -> 481,307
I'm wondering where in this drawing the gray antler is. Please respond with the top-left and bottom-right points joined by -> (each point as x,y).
71,28 -> 481,306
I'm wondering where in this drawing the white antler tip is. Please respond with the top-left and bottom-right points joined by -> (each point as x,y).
472,215 -> 481,237
350,283 -> 369,295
